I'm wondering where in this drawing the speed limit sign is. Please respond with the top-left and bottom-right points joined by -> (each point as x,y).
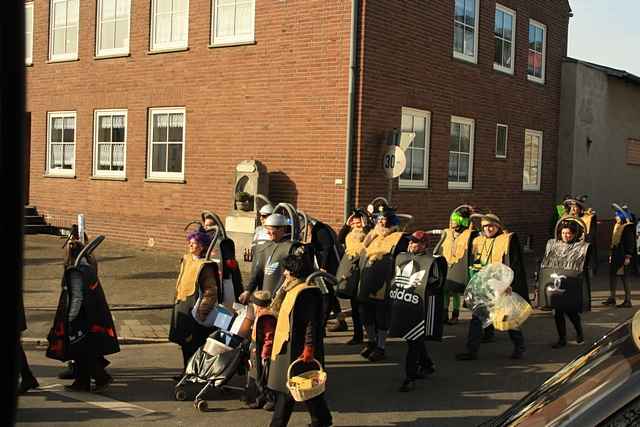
382,146 -> 406,178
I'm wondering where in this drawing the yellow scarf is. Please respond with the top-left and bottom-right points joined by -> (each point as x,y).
611,222 -> 631,248
364,225 -> 403,263
441,228 -> 472,265
472,233 -> 512,265
175,255 -> 207,301
345,229 -> 366,257
270,278 -> 309,360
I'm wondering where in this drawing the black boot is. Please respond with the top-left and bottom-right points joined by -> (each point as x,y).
552,338 -> 567,349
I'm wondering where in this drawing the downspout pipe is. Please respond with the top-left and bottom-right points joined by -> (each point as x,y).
343,0 -> 361,221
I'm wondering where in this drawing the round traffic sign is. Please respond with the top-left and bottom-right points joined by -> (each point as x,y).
382,146 -> 406,179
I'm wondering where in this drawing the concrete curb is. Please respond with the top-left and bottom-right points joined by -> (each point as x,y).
21,336 -> 169,348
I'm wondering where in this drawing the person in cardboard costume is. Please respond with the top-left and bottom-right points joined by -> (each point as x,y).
46,236 -> 119,392
456,213 -> 529,361
169,230 -> 219,371
357,206 -> 409,362
433,205 -> 477,324
390,231 -> 447,392
268,255 -> 331,427
564,196 -> 598,275
603,204 -> 637,308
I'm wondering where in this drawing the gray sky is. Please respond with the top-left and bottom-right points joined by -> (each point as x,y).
568,0 -> 640,76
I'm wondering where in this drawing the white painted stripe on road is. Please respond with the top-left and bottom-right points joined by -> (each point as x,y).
41,383 -> 155,418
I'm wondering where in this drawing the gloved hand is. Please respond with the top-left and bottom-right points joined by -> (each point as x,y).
299,345 -> 314,363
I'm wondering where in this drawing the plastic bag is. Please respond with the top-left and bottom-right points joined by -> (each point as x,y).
491,293 -> 532,331
463,263 -> 514,327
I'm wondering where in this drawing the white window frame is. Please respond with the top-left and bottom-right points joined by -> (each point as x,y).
46,111 -> 77,177
495,123 -> 508,158
48,0 -> 80,61
25,2 -> 34,65
399,107 -> 431,189
150,0 -> 189,51
95,0 -> 131,57
211,0 -> 256,46
93,109 -> 128,178
523,129 -> 543,191
453,0 -> 480,64
448,116 -> 475,190
493,4 -> 516,75
147,107 -> 186,181
527,19 -> 547,84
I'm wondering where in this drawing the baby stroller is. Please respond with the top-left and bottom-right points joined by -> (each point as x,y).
174,306 -> 251,411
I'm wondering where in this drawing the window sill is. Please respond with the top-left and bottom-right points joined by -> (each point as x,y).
447,184 -> 473,191
209,40 -> 256,49
493,64 -> 514,75
398,183 -> 429,191
25,62 -> 33,67
43,173 -> 76,179
452,53 -> 478,65
91,176 -> 127,181
495,155 -> 508,159
144,177 -> 186,184
147,47 -> 189,55
94,53 -> 131,60
527,75 -> 546,85
46,57 -> 79,64
523,188 -> 541,192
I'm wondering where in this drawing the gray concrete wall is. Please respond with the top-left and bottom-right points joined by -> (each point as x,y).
559,61 -> 640,219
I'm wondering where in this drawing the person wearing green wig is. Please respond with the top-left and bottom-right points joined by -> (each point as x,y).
433,206 -> 477,324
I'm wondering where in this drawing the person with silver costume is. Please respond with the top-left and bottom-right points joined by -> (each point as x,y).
538,217 -> 592,348
603,203 -> 637,308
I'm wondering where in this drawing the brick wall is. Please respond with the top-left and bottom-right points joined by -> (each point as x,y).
352,0 -> 570,254
26,0 -> 352,251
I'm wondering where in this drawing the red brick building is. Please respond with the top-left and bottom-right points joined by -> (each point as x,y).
25,0 -> 571,253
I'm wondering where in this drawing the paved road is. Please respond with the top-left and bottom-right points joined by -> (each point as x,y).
17,234 -> 640,426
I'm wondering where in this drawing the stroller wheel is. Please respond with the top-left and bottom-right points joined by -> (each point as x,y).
175,388 -> 188,401
195,399 -> 208,412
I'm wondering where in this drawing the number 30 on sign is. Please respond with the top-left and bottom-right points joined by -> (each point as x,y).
382,146 -> 407,179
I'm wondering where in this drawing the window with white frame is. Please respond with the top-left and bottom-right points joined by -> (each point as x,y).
49,0 -> 79,61
399,108 -> 431,188
496,124 -> 508,158
47,111 -> 76,176
494,4 -> 515,74
523,129 -> 543,191
25,2 -> 34,65
151,0 -> 189,51
94,110 -> 127,178
212,0 -> 255,46
528,20 -> 546,83
453,0 -> 479,63
448,116 -> 474,189
148,108 -> 185,180
96,0 -> 131,56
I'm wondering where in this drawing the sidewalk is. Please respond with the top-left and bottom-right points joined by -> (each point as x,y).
22,234 -> 639,344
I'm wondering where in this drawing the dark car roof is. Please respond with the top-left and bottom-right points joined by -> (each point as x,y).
480,311 -> 640,427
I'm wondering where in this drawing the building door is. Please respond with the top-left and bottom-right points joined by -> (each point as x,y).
24,112 -> 31,205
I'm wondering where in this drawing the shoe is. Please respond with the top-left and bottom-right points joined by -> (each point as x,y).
602,297 -> 616,306
551,339 -> 567,349
58,362 -> 76,380
263,400 -> 275,411
450,310 -> 459,324
398,379 -> 415,392
360,342 -> 375,359
481,334 -> 495,343
616,300 -> 632,308
17,377 -> 39,395
93,377 -> 113,393
455,352 -> 477,361
367,347 -> 386,362
415,364 -> 435,379
576,335 -> 585,345
64,382 -> 91,392
510,349 -> 525,360
247,399 -> 265,409
346,336 -> 363,345
328,319 -> 348,333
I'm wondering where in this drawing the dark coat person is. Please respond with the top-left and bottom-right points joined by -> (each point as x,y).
268,255 -> 331,427
46,237 -> 119,392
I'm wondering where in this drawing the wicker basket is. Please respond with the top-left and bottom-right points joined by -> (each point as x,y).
286,359 -> 327,402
